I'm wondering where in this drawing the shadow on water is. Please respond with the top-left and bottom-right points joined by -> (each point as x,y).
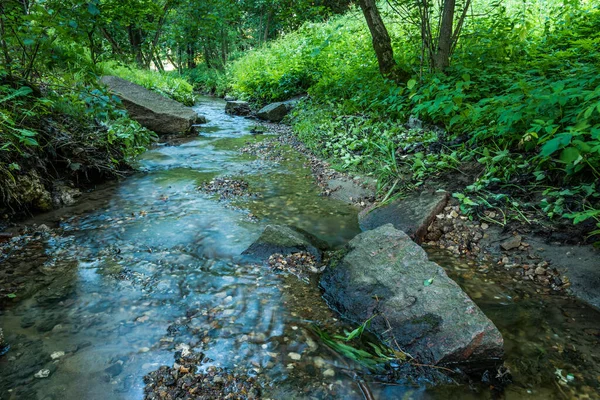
0,97 -> 599,399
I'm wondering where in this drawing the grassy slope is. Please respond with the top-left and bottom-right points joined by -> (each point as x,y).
224,3 -> 600,240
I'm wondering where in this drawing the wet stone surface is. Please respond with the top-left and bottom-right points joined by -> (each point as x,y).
144,351 -> 261,399
267,251 -> 323,281
198,176 -> 257,200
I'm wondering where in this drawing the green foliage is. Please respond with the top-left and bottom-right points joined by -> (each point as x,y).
101,62 -> 195,105
0,73 -> 155,208
183,65 -> 230,96
229,2 -> 600,235
312,318 -> 405,372
230,15 -> 378,103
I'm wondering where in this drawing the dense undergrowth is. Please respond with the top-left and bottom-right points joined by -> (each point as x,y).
219,3 -> 600,241
0,62 -> 193,213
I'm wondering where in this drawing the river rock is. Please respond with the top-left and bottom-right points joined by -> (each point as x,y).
100,76 -> 204,134
225,100 -> 251,116
321,224 -> 503,366
8,171 -> 52,211
0,328 -> 8,357
242,225 -> 327,262
500,234 -> 522,251
359,191 -> 449,243
256,102 -> 291,122
52,181 -> 81,208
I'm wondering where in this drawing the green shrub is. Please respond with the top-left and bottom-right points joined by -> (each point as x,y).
182,66 -> 230,96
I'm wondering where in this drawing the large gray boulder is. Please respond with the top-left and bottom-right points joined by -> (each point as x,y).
321,224 -> 503,366
225,100 -> 251,116
256,102 -> 291,122
242,225 -> 327,262
359,191 -> 448,243
100,76 -> 204,135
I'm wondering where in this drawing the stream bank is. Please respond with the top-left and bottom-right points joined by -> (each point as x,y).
0,97 -> 599,399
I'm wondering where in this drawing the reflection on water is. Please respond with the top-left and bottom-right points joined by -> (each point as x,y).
0,97 -> 599,399
428,250 -> 600,399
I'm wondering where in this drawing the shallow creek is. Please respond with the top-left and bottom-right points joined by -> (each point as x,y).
1,97 -> 599,400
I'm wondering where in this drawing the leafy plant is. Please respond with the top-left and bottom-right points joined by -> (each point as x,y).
312,317 -> 406,372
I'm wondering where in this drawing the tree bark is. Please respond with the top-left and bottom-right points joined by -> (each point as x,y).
100,27 -> 123,57
432,0 -> 455,71
128,26 -> 145,67
187,43 -> 196,69
0,3 -> 13,75
357,0 -> 409,82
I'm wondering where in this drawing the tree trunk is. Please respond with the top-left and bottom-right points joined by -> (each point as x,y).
0,3 -> 13,75
432,0 -> 455,71
187,43 -> 196,69
100,27 -> 123,57
128,26 -> 145,67
263,11 -> 271,42
357,0 -> 409,82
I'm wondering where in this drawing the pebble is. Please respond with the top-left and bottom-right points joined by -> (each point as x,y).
50,351 -> 65,360
34,369 -> 51,378
323,369 -> 335,377
288,352 -> 302,360
535,266 -> 546,275
501,234 -> 522,251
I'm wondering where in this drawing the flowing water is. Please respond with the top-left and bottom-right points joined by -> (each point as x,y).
1,97 -> 599,400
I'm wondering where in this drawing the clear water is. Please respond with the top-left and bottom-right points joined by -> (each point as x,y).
0,97 -> 599,400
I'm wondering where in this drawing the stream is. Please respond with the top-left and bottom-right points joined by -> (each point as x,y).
1,97 -> 599,400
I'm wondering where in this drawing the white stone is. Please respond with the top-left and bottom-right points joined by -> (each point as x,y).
34,369 -> 51,378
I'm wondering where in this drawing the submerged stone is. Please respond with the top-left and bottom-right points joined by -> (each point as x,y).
359,191 -> 449,243
100,76 -> 204,134
321,224 -> 503,367
242,225 -> 327,262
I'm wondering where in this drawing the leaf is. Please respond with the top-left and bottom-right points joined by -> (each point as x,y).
407,79 -> 417,90
87,3 -> 100,16
6,293 -> 16,298
560,147 -> 580,164
0,86 -> 33,104
540,134 -> 572,157
424,277 -> 434,286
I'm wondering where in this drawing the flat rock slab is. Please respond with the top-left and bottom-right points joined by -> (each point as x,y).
359,191 -> 449,243
321,224 -> 503,366
242,225 -> 328,262
100,76 -> 204,135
